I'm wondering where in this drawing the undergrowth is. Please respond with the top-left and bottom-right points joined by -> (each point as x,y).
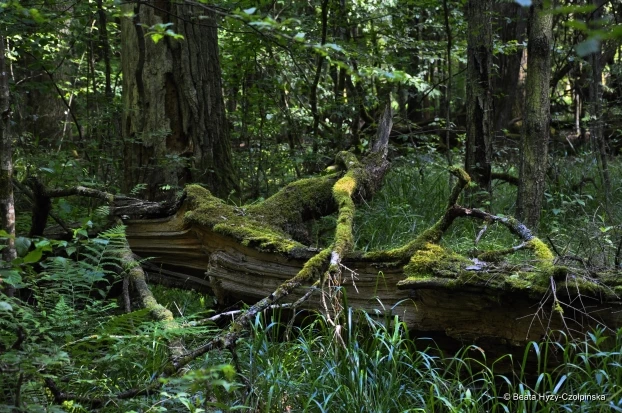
2,153 -> 621,412
242,309 -> 622,412
355,153 -> 622,267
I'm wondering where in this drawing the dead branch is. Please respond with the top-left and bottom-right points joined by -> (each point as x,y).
491,171 -> 519,186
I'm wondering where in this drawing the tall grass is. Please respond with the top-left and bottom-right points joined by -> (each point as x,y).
241,309 -> 622,412
355,153 -> 622,266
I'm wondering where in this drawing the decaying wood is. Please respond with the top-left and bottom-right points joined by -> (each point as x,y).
34,104 -> 622,405
124,182 -> 622,349
29,101 -> 620,353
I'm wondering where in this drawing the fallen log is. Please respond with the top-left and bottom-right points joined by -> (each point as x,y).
124,174 -> 622,354
30,105 -> 622,404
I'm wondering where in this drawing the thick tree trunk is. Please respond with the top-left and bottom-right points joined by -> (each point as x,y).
0,36 -> 16,294
516,0 -> 552,230
465,0 -> 493,197
121,1 -> 237,200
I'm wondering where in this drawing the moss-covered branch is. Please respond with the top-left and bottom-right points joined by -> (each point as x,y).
116,237 -> 184,359
364,166 -> 471,263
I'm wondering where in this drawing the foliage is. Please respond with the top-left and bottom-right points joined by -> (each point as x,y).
0,228 -> 234,412
240,309 -> 622,412
2,0 -> 622,411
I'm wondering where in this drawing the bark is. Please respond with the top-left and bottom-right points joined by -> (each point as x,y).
516,0 -> 552,230
310,0 -> 329,156
442,0 -> 453,166
121,1 -> 237,200
492,2 -> 527,136
39,118 -> 622,405
96,0 -> 112,98
587,0 -> 611,213
0,36 -> 16,294
465,0 -> 494,198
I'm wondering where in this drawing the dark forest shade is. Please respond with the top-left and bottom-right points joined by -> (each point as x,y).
465,0 -> 493,200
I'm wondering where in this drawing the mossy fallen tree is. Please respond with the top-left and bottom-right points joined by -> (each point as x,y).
117,107 -> 622,354
124,165 -> 622,353
21,111 -> 622,355
31,105 -> 622,404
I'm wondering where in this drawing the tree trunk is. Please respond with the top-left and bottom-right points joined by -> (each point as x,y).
121,1 -> 237,200
0,36 -> 16,294
516,0 -> 552,230
492,2 -> 527,136
465,0 -> 494,198
587,0 -> 611,213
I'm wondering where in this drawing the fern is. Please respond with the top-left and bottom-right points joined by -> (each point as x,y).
0,226 -> 135,410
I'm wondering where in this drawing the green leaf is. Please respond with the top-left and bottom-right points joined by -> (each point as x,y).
324,43 -> 343,52
0,269 -> 24,288
23,248 -> 43,264
151,33 -> 164,44
15,237 -> 31,257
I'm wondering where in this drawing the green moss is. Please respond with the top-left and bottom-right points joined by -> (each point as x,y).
527,237 -> 554,262
403,243 -> 470,279
363,221 -> 443,263
503,272 -> 537,290
476,248 -> 514,262
448,165 -> 471,184
295,248 -> 331,282
550,266 -> 568,280
246,174 -> 338,233
184,184 -> 307,254
335,151 -> 360,170
332,175 -> 357,261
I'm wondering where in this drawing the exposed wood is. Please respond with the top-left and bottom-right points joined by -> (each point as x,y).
125,191 -> 622,352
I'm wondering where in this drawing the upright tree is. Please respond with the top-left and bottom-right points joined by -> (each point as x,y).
492,2 -> 527,135
465,0 -> 494,199
587,0 -> 611,211
516,0 -> 553,229
121,1 -> 237,200
0,36 -> 16,294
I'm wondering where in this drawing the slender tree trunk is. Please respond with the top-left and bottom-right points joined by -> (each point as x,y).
310,0 -> 329,158
516,0 -> 553,230
0,36 -> 16,295
442,0 -> 453,166
97,0 -> 112,98
465,0 -> 494,200
492,2 -> 527,136
121,1 -> 237,200
587,0 -> 611,213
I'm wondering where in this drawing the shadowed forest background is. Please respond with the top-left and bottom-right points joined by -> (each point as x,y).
2,0 -> 622,411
